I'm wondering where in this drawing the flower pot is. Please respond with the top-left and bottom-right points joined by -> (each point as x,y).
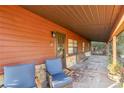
108,72 -> 121,82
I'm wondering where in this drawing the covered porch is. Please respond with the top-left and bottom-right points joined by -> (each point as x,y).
71,55 -> 116,88
0,5 -> 124,88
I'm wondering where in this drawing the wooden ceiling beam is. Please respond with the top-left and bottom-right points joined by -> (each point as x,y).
108,6 -> 124,42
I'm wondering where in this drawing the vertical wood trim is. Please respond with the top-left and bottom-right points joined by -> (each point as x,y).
112,36 -> 117,65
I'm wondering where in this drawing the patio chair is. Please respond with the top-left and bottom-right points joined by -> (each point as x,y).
3,63 -> 36,88
45,58 -> 73,88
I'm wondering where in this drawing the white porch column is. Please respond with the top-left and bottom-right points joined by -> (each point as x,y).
112,36 -> 117,65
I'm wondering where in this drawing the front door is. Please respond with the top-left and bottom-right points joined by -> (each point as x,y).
55,32 -> 66,68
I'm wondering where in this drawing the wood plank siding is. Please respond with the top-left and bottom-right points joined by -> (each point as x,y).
0,6 -> 90,73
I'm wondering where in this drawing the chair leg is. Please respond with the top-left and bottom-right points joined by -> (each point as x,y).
48,76 -> 53,88
46,73 -> 53,88
0,84 -> 4,88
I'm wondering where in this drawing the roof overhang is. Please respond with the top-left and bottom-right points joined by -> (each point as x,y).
108,6 -> 124,42
22,5 -> 122,42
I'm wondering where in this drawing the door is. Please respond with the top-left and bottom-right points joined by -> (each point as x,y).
55,32 -> 66,68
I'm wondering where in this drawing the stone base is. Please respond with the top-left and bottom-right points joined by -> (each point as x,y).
35,64 -> 47,88
0,75 -> 3,86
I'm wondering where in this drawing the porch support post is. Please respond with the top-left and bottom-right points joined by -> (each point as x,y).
112,36 -> 117,65
106,43 -> 109,56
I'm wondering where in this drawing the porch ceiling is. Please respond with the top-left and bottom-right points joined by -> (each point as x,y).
22,5 -> 122,42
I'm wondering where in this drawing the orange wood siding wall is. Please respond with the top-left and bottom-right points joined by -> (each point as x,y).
0,6 -> 90,71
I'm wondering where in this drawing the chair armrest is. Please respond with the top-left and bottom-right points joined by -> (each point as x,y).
46,70 -> 52,76
0,84 -> 4,88
46,71 -> 52,79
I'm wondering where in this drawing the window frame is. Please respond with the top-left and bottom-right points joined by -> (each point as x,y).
68,39 -> 78,55
82,42 -> 85,52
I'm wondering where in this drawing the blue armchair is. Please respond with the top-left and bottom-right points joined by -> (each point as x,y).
45,58 -> 73,88
3,63 -> 36,88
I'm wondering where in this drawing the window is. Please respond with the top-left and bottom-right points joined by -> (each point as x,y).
73,40 -> 78,54
88,43 -> 90,51
68,39 -> 73,54
82,42 -> 85,52
68,39 -> 78,54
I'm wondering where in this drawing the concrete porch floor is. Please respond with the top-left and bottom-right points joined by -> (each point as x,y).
71,55 -> 120,88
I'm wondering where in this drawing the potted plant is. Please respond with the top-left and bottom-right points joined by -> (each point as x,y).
120,65 -> 124,88
108,62 -> 121,82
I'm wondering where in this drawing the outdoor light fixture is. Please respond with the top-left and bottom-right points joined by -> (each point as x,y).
51,31 -> 56,38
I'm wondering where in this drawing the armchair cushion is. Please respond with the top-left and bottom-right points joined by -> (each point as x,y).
4,63 -> 35,88
52,72 -> 73,88
45,58 -> 63,75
